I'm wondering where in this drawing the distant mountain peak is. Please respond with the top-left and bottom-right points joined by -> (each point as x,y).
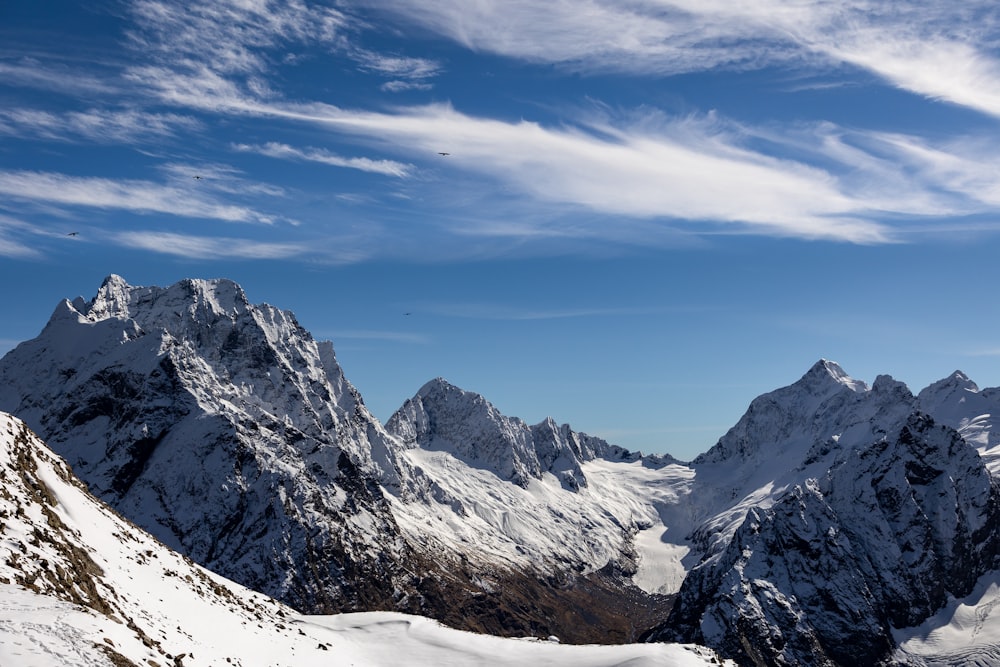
926,369 -> 979,394
388,377 -> 642,489
694,359 -> 875,467
800,358 -> 868,394
0,275 -> 420,616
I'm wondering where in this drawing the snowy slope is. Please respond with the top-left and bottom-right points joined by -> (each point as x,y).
688,360 -> 918,559
0,275 -> 690,642
386,377 -> 695,596
0,275 -> 421,615
918,371 -> 1000,475
893,570 -> 1000,666
0,411 -> 732,667
654,412 -> 1000,666
5,274 -> 1000,664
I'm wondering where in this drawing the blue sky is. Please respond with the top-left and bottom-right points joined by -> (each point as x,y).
3,1 -> 1000,460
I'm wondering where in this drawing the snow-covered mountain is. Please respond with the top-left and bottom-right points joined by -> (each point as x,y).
0,410 -> 732,667
642,359 -> 1000,665
652,412 -> 1000,666
385,377 -> 690,588
0,275 -> 422,617
0,275 -> 690,643
917,370 -> 1000,474
3,275 -> 1000,665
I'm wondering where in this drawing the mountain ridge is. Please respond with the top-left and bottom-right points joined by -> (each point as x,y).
0,275 -> 681,643
2,274 -> 1000,665
0,410 -> 731,667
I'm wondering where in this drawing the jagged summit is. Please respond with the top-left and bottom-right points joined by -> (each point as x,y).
693,359 -> 880,467
0,275 -> 687,642
918,369 -> 981,404
0,275 -> 419,616
388,375 -> 649,490
5,276 -> 1000,662
802,358 -> 869,394
656,411 -> 1000,667
390,376 -> 582,488
66,274 -> 255,324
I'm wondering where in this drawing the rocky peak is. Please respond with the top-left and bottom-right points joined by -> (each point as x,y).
388,378 -> 548,488
917,370 -> 983,415
656,411 -> 1000,666
0,276 -> 417,615
694,359 -> 872,466
387,378 -> 635,490
85,273 -> 134,321
801,358 -> 869,395
916,370 -> 1000,470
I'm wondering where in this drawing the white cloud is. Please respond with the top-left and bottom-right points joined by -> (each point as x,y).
125,48 -> 1000,243
360,0 -> 1000,118
283,102 -> 892,242
0,170 -> 277,224
128,0 -> 348,76
356,0 -> 768,73
113,1 -> 1000,246
113,231 -> 310,259
350,49 -> 441,80
232,142 -> 412,177
381,80 -> 434,93
859,133 -> 1000,209
0,60 -> 119,96
0,108 -> 201,143
0,214 -> 53,259
0,237 -> 41,259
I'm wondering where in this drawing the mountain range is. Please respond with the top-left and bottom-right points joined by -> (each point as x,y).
2,274 -> 999,666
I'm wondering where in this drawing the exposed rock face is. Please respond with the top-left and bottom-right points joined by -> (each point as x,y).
0,275 -> 418,614
917,370 -> 1000,474
0,275 -> 677,643
6,275 -> 1000,658
652,413 -> 1000,666
386,377 -> 666,490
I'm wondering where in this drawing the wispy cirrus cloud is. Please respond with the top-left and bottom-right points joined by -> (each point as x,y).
113,231 -> 310,259
0,213 -> 82,259
0,234 -> 42,260
0,107 -> 201,143
113,0 -> 1000,246
279,102 -> 892,242
349,48 -> 441,80
380,80 -> 433,93
127,0 -> 348,76
232,141 -> 412,177
0,170 -> 279,224
361,0 -> 1000,118
349,48 -> 441,92
0,60 -> 119,97
122,61 -> 998,243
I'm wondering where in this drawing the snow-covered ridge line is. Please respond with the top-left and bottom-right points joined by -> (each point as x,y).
0,275 -> 689,643
3,274 -> 1000,665
0,411 -> 732,667
653,411 -> 1000,666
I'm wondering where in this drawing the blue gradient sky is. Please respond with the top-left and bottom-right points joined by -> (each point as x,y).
2,1 -> 1000,460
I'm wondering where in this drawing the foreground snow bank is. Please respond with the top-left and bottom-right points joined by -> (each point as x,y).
0,585 -> 730,667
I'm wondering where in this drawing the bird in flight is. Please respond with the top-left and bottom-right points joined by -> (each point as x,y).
437,152 -> 450,156
193,175 -> 203,180
66,232 -> 79,237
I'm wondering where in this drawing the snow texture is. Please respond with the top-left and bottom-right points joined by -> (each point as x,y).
4,276 -> 1000,665
0,411 -> 731,667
